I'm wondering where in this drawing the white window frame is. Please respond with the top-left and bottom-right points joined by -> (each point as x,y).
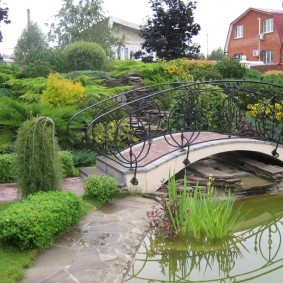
263,18 -> 273,33
234,53 -> 243,60
124,47 -> 129,59
262,50 -> 273,64
235,25 -> 243,38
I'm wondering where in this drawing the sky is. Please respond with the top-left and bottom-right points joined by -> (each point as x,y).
0,0 -> 283,56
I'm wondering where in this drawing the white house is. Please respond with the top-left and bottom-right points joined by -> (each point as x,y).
109,17 -> 143,59
109,17 -> 155,60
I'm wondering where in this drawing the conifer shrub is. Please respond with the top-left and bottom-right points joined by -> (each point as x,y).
71,150 -> 96,167
83,175 -> 118,204
41,73 -> 85,107
63,41 -> 107,72
0,191 -> 82,249
58,150 -> 75,177
0,154 -> 16,183
15,116 -> 62,198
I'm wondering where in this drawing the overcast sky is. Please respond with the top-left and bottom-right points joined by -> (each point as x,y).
1,0 -> 282,56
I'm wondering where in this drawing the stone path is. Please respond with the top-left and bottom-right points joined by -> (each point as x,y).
0,178 -> 156,283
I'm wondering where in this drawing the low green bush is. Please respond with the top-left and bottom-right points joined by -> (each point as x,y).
63,41 -> 106,72
0,154 -> 16,183
84,175 -> 117,203
71,150 -> 96,167
0,191 -> 82,250
58,150 -> 75,177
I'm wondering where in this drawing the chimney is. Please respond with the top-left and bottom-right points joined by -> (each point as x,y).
27,9 -> 30,26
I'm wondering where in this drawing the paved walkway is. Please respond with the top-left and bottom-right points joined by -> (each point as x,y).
0,178 -> 156,283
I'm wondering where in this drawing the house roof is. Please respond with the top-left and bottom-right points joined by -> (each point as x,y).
109,17 -> 140,31
224,8 -> 283,51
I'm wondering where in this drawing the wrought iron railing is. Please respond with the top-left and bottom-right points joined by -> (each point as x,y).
67,80 -> 283,181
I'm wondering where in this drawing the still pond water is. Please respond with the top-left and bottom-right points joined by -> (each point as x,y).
126,194 -> 283,283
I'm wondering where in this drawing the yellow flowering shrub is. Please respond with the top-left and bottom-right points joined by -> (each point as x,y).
163,59 -> 216,80
41,73 -> 85,107
247,102 -> 283,121
92,120 -> 139,149
264,70 -> 283,78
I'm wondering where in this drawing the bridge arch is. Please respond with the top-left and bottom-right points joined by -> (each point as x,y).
96,137 -> 283,193
68,80 -> 283,192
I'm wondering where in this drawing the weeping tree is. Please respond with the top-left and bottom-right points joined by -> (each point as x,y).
15,116 -> 62,198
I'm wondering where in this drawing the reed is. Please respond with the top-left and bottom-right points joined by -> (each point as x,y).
166,174 -> 190,237
165,175 -> 243,241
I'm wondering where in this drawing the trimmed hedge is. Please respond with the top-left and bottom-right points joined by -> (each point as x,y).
0,191 -> 82,250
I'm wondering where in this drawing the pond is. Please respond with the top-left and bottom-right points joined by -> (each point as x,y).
126,194 -> 283,283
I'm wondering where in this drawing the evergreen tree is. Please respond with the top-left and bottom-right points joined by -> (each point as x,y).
15,117 -> 61,198
14,22 -> 48,62
140,0 -> 201,60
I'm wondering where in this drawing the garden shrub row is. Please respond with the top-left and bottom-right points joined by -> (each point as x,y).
0,150 -> 75,183
0,191 -> 82,250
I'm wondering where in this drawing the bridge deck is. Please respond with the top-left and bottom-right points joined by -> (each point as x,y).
119,132 -> 230,167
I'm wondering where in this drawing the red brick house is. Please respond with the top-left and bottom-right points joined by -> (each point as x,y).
225,8 -> 283,65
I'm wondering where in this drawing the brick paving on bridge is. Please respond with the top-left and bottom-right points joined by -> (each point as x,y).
120,132 -> 230,167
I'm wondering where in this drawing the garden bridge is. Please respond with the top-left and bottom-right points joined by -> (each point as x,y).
68,80 -> 283,192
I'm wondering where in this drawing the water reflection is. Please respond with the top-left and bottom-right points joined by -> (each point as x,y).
127,194 -> 283,283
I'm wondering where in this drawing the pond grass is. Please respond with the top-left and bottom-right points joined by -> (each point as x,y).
166,174 -> 243,241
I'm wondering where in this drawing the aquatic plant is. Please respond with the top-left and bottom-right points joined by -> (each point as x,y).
148,174 -> 243,241
187,178 -> 243,241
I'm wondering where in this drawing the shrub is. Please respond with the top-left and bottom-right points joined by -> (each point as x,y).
6,77 -> 47,98
41,73 -> 85,107
58,151 -> 75,177
63,41 -> 107,72
84,174 -> 118,203
0,154 -> 16,183
71,150 -> 96,167
0,191 -> 82,249
15,116 -> 62,198
215,58 -> 247,79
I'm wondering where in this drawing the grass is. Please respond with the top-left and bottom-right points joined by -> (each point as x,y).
187,184 -> 243,241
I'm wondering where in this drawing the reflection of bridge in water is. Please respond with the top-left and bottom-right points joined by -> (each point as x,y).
68,80 -> 283,192
126,216 -> 283,283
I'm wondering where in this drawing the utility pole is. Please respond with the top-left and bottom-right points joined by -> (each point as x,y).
206,34 -> 209,59
27,9 -> 31,26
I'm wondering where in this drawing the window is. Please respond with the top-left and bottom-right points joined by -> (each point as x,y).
262,50 -> 273,64
263,18 -> 273,33
234,53 -> 244,60
124,48 -> 129,59
235,25 -> 243,38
